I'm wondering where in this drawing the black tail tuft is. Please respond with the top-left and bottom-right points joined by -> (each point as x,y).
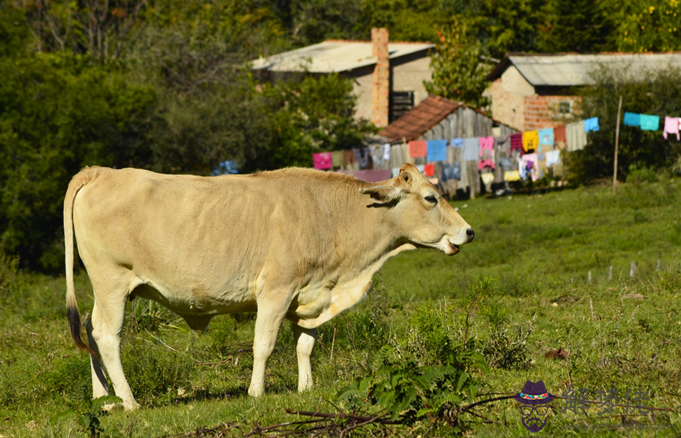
67,305 -> 96,356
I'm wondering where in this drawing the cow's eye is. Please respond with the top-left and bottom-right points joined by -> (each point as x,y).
425,195 -> 438,204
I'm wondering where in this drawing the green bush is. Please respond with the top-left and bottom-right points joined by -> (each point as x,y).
570,65 -> 681,184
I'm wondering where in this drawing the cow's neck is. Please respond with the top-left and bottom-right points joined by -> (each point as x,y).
291,189 -> 415,329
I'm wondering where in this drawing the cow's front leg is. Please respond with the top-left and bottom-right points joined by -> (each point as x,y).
248,301 -> 289,397
293,325 -> 317,392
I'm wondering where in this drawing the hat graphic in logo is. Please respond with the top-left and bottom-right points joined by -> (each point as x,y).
515,380 -> 554,433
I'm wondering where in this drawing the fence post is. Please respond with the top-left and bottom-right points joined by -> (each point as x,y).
630,261 -> 637,279
609,266 -> 613,282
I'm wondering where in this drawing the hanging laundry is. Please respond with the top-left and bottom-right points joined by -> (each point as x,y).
451,138 -> 464,148
624,112 -> 640,127
429,177 -> 439,185
391,167 -> 401,178
663,117 -> 680,140
521,153 -> 538,181
331,150 -> 344,168
424,163 -> 435,177
426,139 -> 447,162
545,150 -> 561,167
640,114 -> 660,131
504,170 -> 521,182
415,164 -> 426,174
442,162 -> 461,182
538,128 -> 554,152
313,152 -> 332,170
382,144 -> 391,162
409,140 -> 427,158
462,138 -> 479,162
354,148 -> 372,169
478,136 -> 495,169
522,130 -> 539,152
343,149 -> 359,171
370,146 -> 383,169
510,133 -> 524,153
480,172 -> 494,187
494,135 -> 511,184
553,125 -> 567,150
584,117 -> 600,132
566,121 -> 587,151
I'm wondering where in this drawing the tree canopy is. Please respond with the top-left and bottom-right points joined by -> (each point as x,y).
2,0 -> 681,269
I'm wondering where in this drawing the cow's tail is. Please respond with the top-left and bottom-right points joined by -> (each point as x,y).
64,167 -> 99,355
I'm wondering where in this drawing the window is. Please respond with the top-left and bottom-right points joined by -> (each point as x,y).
558,101 -> 572,115
390,91 -> 414,122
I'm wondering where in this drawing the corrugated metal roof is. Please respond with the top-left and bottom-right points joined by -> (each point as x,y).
251,41 -> 433,73
489,53 -> 681,87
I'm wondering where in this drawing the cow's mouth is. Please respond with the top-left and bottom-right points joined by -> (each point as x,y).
448,240 -> 460,254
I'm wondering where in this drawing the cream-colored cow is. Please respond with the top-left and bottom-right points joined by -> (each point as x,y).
64,163 -> 474,410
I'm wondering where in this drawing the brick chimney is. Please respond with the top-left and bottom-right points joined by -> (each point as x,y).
372,28 -> 389,128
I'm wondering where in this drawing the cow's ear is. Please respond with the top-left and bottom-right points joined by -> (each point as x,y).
359,185 -> 404,204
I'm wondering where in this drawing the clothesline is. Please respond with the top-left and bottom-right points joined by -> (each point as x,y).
623,112 -> 681,140
311,118 -> 600,192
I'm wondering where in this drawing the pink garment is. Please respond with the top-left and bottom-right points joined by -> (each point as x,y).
663,117 -> 680,140
313,152 -> 332,169
478,136 -> 495,169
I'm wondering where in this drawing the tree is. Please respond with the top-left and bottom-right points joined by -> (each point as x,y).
615,0 -> 681,52
424,22 -> 491,109
568,64 -> 681,184
242,74 -> 375,172
536,0 -> 616,53
0,52 -> 156,269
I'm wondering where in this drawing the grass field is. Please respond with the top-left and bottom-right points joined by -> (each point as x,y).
2,179 -> 681,437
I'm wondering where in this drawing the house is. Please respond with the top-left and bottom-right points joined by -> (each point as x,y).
378,95 -> 517,142
484,53 -> 681,132
251,28 -> 433,128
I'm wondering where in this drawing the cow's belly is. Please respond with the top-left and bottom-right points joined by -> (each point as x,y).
130,279 -> 257,317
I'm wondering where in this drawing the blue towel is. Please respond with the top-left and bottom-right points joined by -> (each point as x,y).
623,112 -> 640,127
450,138 -> 464,148
584,117 -> 599,132
426,139 -> 447,162
538,128 -> 554,153
640,114 -> 660,131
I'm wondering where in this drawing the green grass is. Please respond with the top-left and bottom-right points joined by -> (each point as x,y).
2,180 -> 681,437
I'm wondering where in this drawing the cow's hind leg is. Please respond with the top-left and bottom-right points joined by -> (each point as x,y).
88,271 -> 139,410
292,324 -> 316,392
86,316 -> 109,399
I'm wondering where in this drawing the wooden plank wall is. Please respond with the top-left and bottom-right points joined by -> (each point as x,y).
422,107 -> 517,141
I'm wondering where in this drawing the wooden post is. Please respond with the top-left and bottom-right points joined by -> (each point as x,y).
608,266 -> 613,282
613,95 -> 623,196
630,261 -> 637,279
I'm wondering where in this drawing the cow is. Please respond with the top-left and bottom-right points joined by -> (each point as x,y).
64,163 -> 474,410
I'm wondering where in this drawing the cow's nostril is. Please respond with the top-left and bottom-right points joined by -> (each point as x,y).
466,228 -> 475,241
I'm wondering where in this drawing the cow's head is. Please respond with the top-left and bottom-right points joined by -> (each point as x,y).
360,163 -> 474,255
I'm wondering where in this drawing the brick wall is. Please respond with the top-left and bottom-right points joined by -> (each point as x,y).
372,28 -> 390,128
523,95 -> 582,131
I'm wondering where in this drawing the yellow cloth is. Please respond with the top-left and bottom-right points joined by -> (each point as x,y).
331,151 -> 343,168
504,170 -> 521,182
522,131 -> 539,152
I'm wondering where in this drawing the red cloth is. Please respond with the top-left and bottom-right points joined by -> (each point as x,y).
553,125 -> 567,149
510,133 -> 524,154
424,163 -> 435,176
409,140 -> 427,158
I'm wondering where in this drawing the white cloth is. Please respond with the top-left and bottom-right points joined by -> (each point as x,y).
566,121 -> 587,151
545,150 -> 561,166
